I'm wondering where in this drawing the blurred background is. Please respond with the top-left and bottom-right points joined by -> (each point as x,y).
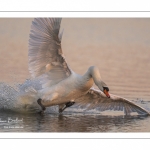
0,18 -> 150,101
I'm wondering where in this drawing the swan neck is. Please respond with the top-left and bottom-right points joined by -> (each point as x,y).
85,66 -> 106,91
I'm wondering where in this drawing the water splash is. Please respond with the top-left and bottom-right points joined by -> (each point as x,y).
0,77 -> 59,114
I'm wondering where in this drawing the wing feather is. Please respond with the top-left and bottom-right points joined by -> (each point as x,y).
75,88 -> 150,115
28,18 -> 72,88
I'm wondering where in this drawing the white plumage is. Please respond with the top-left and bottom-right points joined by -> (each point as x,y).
28,18 -> 150,115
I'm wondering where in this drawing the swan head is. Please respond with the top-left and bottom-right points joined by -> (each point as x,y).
97,80 -> 110,98
103,86 -> 110,98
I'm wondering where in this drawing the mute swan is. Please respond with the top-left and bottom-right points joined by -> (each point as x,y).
28,18 -> 150,115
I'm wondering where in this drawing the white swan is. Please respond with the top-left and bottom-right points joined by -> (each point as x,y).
28,18 -> 150,115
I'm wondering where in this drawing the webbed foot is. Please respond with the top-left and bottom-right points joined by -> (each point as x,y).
37,98 -> 46,114
66,102 -> 75,107
59,102 -> 75,113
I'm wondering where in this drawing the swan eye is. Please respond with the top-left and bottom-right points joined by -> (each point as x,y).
103,87 -> 109,91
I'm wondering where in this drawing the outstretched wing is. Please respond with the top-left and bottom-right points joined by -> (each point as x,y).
28,18 -> 72,87
75,88 -> 150,115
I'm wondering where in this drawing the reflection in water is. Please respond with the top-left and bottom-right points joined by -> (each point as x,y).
0,111 -> 150,132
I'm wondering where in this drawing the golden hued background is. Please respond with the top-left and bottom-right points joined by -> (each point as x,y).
0,18 -> 150,100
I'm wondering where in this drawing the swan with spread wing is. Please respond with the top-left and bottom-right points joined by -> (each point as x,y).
28,18 -> 150,115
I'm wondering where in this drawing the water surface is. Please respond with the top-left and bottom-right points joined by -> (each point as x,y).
0,111 -> 150,132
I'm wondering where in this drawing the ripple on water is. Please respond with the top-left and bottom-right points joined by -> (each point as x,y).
1,112 -> 150,132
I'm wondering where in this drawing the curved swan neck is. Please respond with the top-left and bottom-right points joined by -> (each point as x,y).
84,66 -> 107,91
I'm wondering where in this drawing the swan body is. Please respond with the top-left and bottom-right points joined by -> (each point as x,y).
39,66 -> 102,107
27,18 -> 150,115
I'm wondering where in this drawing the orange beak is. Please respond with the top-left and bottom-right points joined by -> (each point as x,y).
103,89 -> 110,98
